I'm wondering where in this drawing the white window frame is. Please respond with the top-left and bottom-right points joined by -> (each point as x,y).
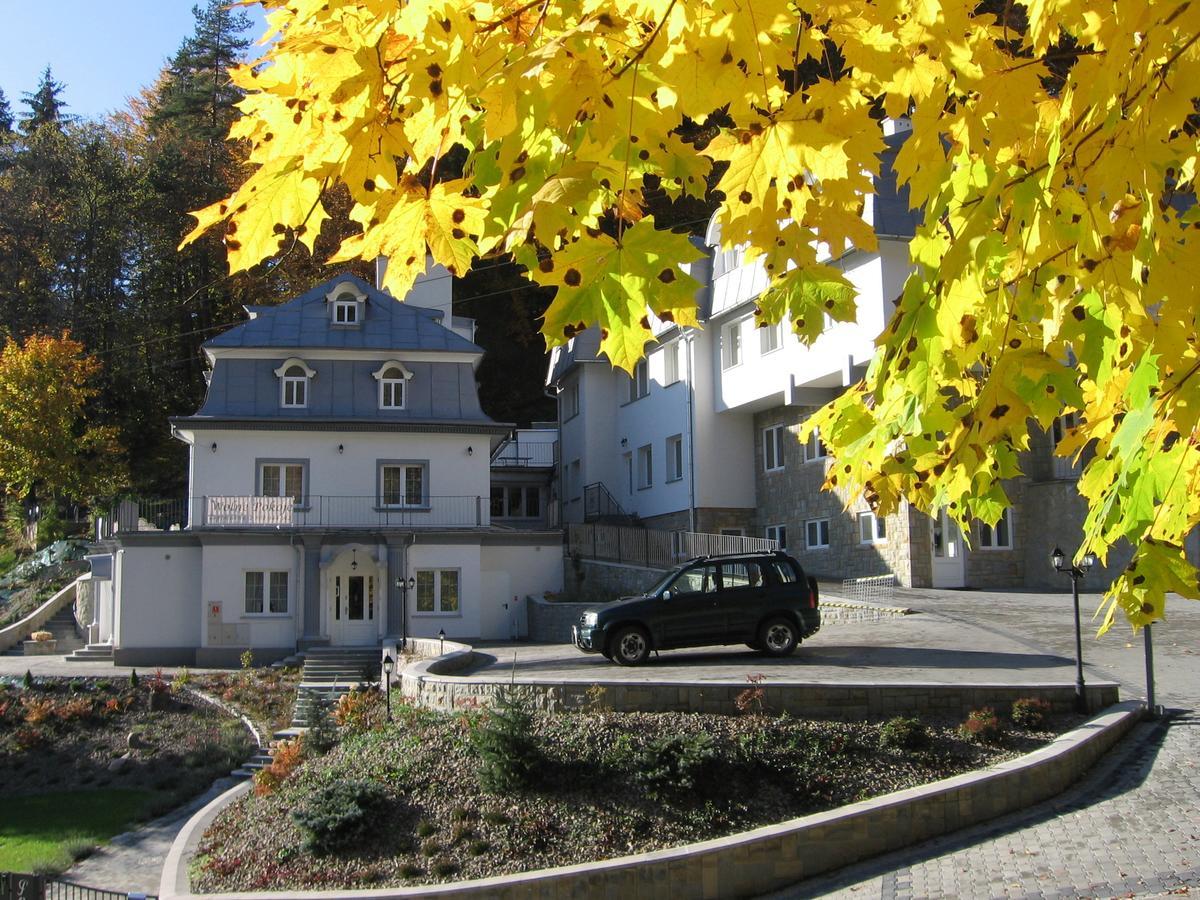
378,461 -> 427,508
858,511 -> 887,544
627,359 -> 649,403
636,444 -> 653,489
666,434 -> 684,482
244,570 -> 289,616
372,360 -> 413,410
978,509 -> 1014,550
413,568 -> 461,616
663,342 -> 681,385
258,460 -> 307,507
803,425 -> 827,463
760,321 -> 783,355
274,357 -> 315,410
805,518 -> 830,550
721,319 -> 743,369
325,281 -> 366,325
332,297 -> 359,324
765,524 -> 787,549
763,424 -> 786,472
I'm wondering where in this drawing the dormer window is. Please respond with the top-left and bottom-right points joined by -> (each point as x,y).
325,281 -> 367,326
274,358 -> 316,409
372,360 -> 413,410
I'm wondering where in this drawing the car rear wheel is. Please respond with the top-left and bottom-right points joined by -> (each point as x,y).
610,626 -> 651,666
759,616 -> 798,657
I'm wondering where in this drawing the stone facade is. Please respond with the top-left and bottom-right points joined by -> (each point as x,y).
563,558 -> 668,604
639,507 -> 759,536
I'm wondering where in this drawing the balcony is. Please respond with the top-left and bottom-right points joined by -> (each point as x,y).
490,439 -> 556,469
97,495 -> 490,537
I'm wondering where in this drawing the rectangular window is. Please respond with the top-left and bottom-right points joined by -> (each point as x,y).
760,321 -> 782,354
245,571 -> 288,615
765,524 -> 787,549
664,342 -> 680,385
637,444 -> 653,489
282,376 -> 306,408
413,569 -> 460,614
666,434 -> 684,482
804,426 -> 827,462
979,509 -> 1013,549
563,380 -> 580,420
627,359 -> 649,402
806,518 -> 831,549
722,320 -> 743,369
260,462 -> 305,505
333,300 -> 358,324
380,378 -> 405,409
858,512 -> 887,544
380,463 -> 425,507
763,424 -> 786,472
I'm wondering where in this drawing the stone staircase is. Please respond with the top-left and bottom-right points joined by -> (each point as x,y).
3,607 -> 86,656
292,646 -> 380,727
65,641 -> 114,662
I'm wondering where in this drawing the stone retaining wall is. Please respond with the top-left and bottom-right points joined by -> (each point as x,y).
562,558 -> 665,603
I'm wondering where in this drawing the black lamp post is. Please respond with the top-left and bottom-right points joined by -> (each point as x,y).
381,651 -> 395,721
438,628 -> 446,655
395,575 -> 416,651
1051,546 -> 1095,714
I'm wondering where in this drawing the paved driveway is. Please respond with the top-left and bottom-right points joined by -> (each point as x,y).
765,587 -> 1200,899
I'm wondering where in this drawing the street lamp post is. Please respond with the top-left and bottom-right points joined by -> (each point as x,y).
394,575 -> 416,652
1051,546 -> 1095,714
381,651 -> 395,721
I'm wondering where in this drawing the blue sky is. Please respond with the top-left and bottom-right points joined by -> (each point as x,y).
0,1 -> 267,122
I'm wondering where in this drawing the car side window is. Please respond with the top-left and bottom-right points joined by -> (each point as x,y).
673,565 -> 718,595
769,560 -> 798,584
720,562 -> 764,589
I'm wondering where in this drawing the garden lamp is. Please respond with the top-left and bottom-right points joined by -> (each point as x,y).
1051,546 -> 1093,713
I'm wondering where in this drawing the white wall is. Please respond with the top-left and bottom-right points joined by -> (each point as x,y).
559,365 -> 619,523
114,545 -> 203,650
186,429 -> 493,525
200,542 -> 301,649
407,542 -> 481,639
481,543 -> 563,638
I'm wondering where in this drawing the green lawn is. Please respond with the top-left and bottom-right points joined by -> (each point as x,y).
0,789 -> 161,874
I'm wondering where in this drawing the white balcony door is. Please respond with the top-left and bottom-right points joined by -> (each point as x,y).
325,547 -> 381,646
930,509 -> 966,588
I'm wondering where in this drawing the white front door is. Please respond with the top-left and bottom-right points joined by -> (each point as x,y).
930,509 -> 966,588
326,550 -> 381,646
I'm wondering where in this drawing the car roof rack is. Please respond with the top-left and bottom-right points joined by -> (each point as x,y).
683,549 -> 791,564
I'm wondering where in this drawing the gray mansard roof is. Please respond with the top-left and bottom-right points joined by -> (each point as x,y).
204,273 -> 483,354
174,273 -> 501,429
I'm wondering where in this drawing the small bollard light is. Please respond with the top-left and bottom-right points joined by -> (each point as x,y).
381,651 -> 395,721
438,628 -> 446,655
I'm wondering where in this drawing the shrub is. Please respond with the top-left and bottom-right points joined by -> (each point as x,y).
432,859 -> 458,877
253,737 -> 305,796
129,669 -> 139,689
56,698 -> 93,723
1012,697 -> 1052,728
172,667 -> 192,692
240,649 -> 254,670
471,687 -> 539,794
30,630 -> 53,642
880,716 -> 928,750
633,732 -> 717,800
147,669 -> 170,695
333,688 -> 386,735
302,694 -> 340,755
22,669 -> 34,689
399,862 -> 423,879
22,697 -> 57,725
291,780 -> 390,854
958,707 -> 1002,743
416,820 -> 436,838
468,839 -> 489,857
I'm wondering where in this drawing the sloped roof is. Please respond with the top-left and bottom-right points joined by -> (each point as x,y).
205,273 -> 483,354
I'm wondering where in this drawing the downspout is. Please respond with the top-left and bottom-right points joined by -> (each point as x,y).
544,383 -> 562,526
684,331 -> 697,535
401,532 -> 416,644
290,534 -> 303,646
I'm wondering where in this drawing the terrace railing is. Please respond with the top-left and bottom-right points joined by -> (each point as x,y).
567,523 -> 778,569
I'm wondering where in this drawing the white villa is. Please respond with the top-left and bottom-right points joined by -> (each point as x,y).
87,268 -> 562,666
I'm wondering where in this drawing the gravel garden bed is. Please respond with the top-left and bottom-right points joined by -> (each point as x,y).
192,690 -> 1075,893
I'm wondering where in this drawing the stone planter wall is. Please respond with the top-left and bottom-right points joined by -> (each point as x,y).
22,639 -> 57,656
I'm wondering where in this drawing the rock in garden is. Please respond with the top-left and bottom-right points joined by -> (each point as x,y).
107,753 -> 131,773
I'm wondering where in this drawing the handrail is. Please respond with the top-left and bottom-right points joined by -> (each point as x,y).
0,576 -> 85,652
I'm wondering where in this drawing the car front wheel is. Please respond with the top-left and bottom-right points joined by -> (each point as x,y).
610,625 -> 651,666
759,617 -> 798,657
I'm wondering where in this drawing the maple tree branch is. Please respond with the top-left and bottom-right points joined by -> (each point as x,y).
613,0 -> 676,78
480,0 -> 547,34
617,60 -> 640,245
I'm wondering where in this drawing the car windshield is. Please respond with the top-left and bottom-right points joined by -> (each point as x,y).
643,567 -> 684,596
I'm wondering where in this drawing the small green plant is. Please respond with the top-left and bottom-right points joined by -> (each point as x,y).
735,673 -> 767,716
171,667 -> 192,692
420,839 -> 439,857
584,683 -> 609,712
416,820 -> 437,838
291,779 -> 390,854
468,839 -> 490,857
36,504 -> 66,546
399,862 -> 423,879
1011,696 -> 1052,728
482,810 -> 509,826
240,649 -> 254,670
22,669 -> 34,690
958,707 -> 1002,743
302,694 -> 340,755
634,732 -> 717,800
432,859 -> 458,877
450,821 -> 471,846
451,805 -> 470,822
880,716 -> 928,750
471,687 -> 539,793
63,838 -> 96,862
128,669 -> 139,689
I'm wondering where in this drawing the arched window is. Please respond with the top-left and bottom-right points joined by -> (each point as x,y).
372,360 -> 413,410
274,358 -> 316,409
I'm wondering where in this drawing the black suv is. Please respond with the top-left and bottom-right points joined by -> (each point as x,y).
572,551 -> 820,666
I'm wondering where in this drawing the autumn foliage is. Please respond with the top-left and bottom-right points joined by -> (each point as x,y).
191,1 -> 1200,631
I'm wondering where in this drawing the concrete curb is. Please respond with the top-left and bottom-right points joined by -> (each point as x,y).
159,700 -> 1143,900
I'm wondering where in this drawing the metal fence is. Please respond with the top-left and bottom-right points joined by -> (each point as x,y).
840,573 -> 897,605
0,872 -> 154,899
567,523 -> 778,569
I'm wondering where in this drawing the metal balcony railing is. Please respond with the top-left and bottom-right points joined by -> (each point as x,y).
491,439 -> 557,468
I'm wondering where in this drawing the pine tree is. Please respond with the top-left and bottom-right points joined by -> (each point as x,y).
20,67 -> 69,134
470,687 -> 539,794
0,89 -> 13,134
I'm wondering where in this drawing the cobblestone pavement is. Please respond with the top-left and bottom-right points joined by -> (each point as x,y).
767,588 -> 1200,900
